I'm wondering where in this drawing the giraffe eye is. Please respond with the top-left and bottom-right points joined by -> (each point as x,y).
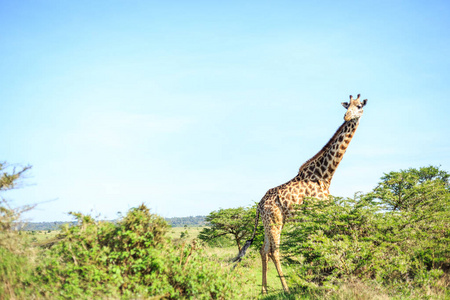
357,105 -> 362,109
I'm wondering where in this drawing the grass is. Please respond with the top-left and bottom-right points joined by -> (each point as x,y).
168,226 -> 203,242
22,230 -> 59,243
155,226 -> 291,299
167,227 -> 297,299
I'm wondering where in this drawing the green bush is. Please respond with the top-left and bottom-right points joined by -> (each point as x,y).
36,204 -> 239,299
282,167 -> 450,297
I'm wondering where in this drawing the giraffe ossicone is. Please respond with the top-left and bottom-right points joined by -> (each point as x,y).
234,94 -> 368,294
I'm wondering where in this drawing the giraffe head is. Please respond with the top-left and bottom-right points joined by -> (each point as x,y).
341,94 -> 368,121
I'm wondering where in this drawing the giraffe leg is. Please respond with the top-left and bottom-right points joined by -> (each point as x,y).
269,248 -> 289,293
268,224 -> 290,293
260,238 -> 269,294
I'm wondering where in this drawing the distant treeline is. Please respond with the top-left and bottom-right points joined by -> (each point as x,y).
166,215 -> 206,227
22,215 -> 206,231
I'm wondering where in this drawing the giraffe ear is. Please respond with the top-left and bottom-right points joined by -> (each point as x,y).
362,99 -> 368,107
341,102 -> 350,109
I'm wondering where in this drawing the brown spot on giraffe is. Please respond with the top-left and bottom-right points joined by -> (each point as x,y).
314,168 -> 322,177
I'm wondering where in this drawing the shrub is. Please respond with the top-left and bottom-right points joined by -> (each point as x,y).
283,187 -> 449,296
36,204 -> 239,299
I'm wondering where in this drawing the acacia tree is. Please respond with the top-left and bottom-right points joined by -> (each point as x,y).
198,206 -> 257,251
0,162 -> 31,192
368,165 -> 449,211
0,162 -> 32,233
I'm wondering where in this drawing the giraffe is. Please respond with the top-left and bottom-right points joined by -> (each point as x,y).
234,94 -> 368,294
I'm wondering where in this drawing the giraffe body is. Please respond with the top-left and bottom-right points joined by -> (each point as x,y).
236,94 -> 368,294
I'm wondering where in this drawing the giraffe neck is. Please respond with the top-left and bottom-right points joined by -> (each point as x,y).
298,118 -> 360,185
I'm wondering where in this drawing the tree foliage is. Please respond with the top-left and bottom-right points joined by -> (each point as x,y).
368,165 -> 449,211
0,162 -> 33,247
282,166 -> 450,296
166,215 -> 206,227
0,162 -> 31,192
198,206 -> 257,251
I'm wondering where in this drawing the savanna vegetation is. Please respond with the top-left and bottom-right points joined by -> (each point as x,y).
1,163 -> 238,299
1,162 -> 449,299
198,206 -> 258,251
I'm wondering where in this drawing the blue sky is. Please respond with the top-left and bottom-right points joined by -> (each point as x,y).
1,1 -> 449,221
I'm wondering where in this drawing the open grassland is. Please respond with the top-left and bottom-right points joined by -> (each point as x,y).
22,230 -> 59,244
168,226 -> 204,242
